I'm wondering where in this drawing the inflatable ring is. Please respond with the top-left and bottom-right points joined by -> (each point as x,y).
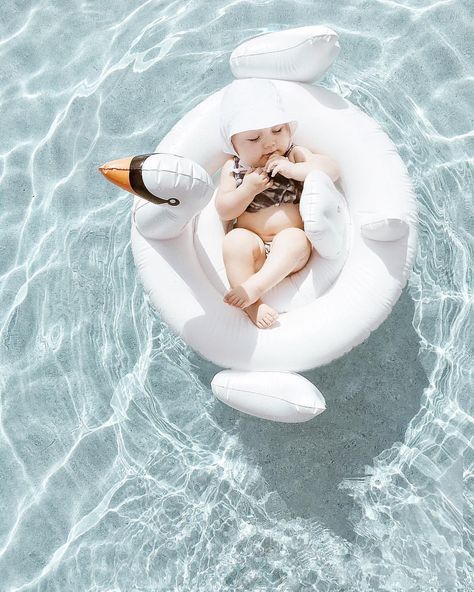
100,27 -> 417,423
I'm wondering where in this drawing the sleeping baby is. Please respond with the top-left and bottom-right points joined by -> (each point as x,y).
216,78 -> 342,329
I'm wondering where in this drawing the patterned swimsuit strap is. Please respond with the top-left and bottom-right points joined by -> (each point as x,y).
284,143 -> 295,158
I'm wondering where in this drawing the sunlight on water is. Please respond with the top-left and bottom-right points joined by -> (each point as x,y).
0,0 -> 472,590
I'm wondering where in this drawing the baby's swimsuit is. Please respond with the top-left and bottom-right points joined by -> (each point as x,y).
231,143 -> 303,256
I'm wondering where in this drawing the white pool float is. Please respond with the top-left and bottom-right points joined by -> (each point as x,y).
100,26 -> 417,423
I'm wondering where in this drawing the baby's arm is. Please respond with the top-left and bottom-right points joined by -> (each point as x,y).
292,146 -> 340,183
215,159 -> 272,220
215,160 -> 254,221
266,146 -> 340,183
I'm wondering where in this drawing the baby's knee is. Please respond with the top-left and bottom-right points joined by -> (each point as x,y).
275,227 -> 311,254
223,228 -> 252,250
223,228 -> 262,260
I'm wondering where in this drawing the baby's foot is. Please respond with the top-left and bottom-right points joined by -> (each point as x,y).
223,276 -> 264,309
244,300 -> 279,329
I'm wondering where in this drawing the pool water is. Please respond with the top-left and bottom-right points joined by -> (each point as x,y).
0,1 -> 472,590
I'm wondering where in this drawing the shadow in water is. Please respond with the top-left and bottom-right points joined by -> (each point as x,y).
189,288 -> 426,542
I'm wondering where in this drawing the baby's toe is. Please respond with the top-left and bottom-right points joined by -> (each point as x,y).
268,313 -> 279,326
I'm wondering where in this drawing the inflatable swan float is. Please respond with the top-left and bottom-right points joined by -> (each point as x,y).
99,26 -> 417,423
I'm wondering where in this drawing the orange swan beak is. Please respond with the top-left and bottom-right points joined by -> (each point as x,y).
98,157 -> 133,193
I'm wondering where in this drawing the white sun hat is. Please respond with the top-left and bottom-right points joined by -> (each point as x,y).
219,78 -> 298,158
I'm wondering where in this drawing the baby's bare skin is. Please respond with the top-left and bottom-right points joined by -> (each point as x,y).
224,227 -> 312,313
243,300 -> 279,329
223,274 -> 269,309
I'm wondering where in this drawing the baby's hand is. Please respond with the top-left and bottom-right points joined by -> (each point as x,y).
264,155 -> 296,179
241,167 -> 274,195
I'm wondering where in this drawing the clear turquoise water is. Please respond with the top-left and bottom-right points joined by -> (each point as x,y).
0,1 -> 472,590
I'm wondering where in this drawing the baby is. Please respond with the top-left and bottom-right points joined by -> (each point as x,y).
216,79 -> 340,329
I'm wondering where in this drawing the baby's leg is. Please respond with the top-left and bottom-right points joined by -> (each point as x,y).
224,227 -> 311,309
222,228 -> 279,328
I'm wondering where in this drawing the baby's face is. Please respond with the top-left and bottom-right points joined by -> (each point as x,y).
231,123 -> 291,167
